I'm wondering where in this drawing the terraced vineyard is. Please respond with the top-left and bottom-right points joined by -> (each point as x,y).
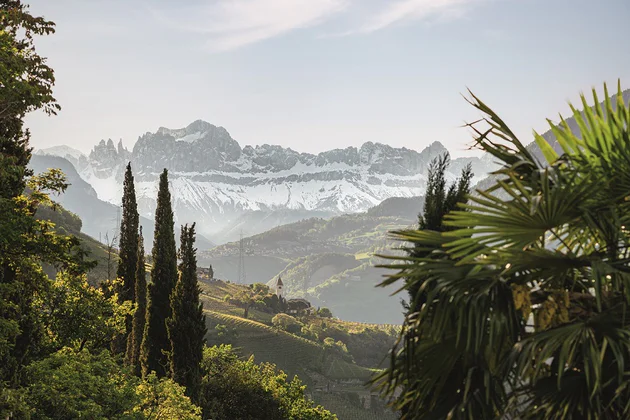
200,281 -> 274,323
205,310 -> 327,379
200,279 -> 399,419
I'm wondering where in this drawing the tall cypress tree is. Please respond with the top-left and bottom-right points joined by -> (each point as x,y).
126,227 -> 146,375
167,223 -> 206,402
140,169 -> 177,377
112,162 -> 139,354
396,153 -> 472,416
406,153 -> 472,308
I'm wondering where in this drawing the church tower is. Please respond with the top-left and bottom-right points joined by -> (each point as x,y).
275,277 -> 284,298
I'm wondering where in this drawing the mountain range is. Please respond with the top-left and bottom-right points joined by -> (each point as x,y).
35,121 -> 498,244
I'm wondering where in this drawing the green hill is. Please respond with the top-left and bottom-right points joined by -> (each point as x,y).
200,280 -> 399,420
200,210 -> 415,323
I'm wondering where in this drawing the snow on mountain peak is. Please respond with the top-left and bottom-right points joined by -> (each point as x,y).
35,145 -> 86,167
55,120 -> 498,242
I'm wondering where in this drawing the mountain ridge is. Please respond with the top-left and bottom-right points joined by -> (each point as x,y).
36,121 -> 497,243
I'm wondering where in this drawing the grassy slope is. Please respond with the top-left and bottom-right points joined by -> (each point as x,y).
200,280 -> 398,420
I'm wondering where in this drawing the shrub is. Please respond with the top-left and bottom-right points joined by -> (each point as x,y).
272,313 -> 303,335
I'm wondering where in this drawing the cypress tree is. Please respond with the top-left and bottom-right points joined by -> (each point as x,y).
167,223 -> 207,402
126,227 -> 146,375
112,162 -> 139,354
397,153 -> 472,416
406,154 -> 472,307
140,169 -> 177,377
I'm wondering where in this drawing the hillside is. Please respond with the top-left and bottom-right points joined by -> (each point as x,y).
199,279 -> 399,420
199,209 -> 415,323
34,202 -> 115,285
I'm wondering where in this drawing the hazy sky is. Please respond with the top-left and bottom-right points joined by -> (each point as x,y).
25,0 -> 630,158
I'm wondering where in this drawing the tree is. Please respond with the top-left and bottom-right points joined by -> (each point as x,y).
126,227 -> 147,375
112,163 -> 140,354
317,307 -> 333,318
167,223 -> 207,402
272,313 -> 303,334
36,272 -> 129,353
235,283 -> 269,319
199,345 -> 336,420
376,83 -> 630,419
22,348 -> 140,419
375,154 -> 472,416
21,347 -> 202,419
0,0 -> 75,385
406,153 -> 472,308
140,169 -> 178,378
0,0 -> 59,199
135,373 -> 202,420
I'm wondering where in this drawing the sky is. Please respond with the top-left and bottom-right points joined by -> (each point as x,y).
25,0 -> 630,158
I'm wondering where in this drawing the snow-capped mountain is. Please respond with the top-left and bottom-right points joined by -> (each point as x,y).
40,120 -> 498,243
35,145 -> 87,168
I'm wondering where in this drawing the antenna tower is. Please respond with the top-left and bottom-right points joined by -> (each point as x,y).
237,231 -> 246,284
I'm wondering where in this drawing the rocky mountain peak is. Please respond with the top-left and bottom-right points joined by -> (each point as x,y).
41,119 -> 498,243
133,120 -> 242,173
88,138 -> 131,179
128,120 -> 457,177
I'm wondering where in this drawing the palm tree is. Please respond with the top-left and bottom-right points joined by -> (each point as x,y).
375,82 -> 630,419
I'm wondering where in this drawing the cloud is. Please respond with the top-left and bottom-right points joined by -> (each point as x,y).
150,0 -> 486,51
335,0 -> 482,36
149,0 -> 348,52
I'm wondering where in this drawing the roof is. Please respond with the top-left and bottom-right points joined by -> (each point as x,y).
276,277 -> 283,286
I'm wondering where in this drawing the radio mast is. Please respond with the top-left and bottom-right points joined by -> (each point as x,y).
237,231 -> 246,284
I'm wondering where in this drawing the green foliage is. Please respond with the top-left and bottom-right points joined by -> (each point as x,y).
0,5 -> 202,419
199,344 -> 336,420
126,228 -> 147,375
251,282 -> 270,295
0,1 -> 87,385
417,153 -> 472,234
406,153 -> 472,309
376,83 -> 630,419
18,347 -> 201,420
0,0 -> 59,198
272,313 -> 303,334
233,283 -> 275,318
21,348 -> 139,419
135,372 -> 202,420
140,169 -> 177,378
214,323 -> 239,342
167,223 -> 207,402
112,163 -> 139,354
317,307 -> 333,318
36,272 -> 129,352
0,169 -> 92,383
384,151 -> 472,417
323,337 -> 350,359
